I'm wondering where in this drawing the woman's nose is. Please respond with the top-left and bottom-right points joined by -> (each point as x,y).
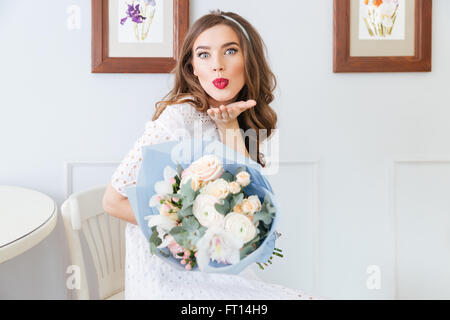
212,55 -> 225,72
212,64 -> 224,72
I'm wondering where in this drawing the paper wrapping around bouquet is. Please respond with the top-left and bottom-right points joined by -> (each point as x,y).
125,138 -> 279,274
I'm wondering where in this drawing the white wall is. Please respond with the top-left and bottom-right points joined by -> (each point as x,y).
0,0 -> 449,299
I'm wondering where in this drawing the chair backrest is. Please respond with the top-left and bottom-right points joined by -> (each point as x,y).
61,185 -> 127,300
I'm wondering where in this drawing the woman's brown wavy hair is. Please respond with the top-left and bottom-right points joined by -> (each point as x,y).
152,10 -> 277,167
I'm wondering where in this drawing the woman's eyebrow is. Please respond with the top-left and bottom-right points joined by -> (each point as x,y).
195,41 -> 240,51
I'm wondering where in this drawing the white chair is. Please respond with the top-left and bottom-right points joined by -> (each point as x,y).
61,185 -> 127,300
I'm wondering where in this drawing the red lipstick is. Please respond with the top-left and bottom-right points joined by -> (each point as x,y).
213,78 -> 229,89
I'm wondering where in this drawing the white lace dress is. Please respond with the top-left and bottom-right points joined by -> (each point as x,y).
111,101 -> 321,300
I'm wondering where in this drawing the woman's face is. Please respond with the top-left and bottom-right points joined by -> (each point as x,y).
191,24 -> 246,108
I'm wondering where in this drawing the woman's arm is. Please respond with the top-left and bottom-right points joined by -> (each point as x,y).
102,184 -> 137,225
208,100 -> 256,159
217,120 -> 251,159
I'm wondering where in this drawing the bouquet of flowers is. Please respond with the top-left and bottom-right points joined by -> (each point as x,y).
125,139 -> 282,274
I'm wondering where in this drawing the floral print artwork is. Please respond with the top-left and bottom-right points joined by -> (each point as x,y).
119,0 -> 157,42
359,0 -> 406,40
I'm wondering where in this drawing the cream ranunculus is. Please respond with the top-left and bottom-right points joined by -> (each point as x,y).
223,212 -> 257,243
235,171 -> 251,187
228,181 -> 241,194
247,195 -> 262,212
182,155 -> 224,183
241,195 -> 261,214
233,203 -> 244,214
200,178 -> 230,200
192,194 -> 224,228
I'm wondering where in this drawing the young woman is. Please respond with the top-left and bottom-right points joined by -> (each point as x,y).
103,10 -> 320,300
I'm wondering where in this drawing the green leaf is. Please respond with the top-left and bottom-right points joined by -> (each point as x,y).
247,235 -> 260,246
178,205 -> 193,218
169,226 -> 183,235
180,178 -> 196,203
240,244 -> 255,259
167,220 -> 206,250
221,171 -> 234,182
149,226 -> 162,255
150,242 -> 157,255
240,236 -> 260,259
234,166 -> 247,176
186,226 -> 206,247
263,194 -> 276,214
176,164 -> 184,177
257,227 -> 269,240
253,194 -> 276,226
253,210 -> 273,226
182,198 -> 194,209
215,199 -> 230,214
170,230 -> 188,248
230,193 -> 244,209
181,216 -> 200,232
149,226 -> 162,245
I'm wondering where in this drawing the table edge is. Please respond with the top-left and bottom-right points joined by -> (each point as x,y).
0,201 -> 58,263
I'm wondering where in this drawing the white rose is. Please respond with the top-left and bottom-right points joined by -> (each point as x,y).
224,212 -> 257,243
192,194 -> 224,228
182,155 -> 224,183
228,181 -> 241,194
200,178 -> 230,200
235,171 -> 251,187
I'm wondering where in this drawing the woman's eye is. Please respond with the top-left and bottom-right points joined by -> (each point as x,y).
197,48 -> 238,59
226,48 -> 238,55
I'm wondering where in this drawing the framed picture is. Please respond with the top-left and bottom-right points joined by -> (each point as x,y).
92,0 -> 189,73
333,0 -> 432,73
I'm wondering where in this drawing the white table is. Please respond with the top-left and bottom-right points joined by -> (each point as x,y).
0,186 -> 57,264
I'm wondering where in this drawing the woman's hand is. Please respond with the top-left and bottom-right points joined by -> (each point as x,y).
207,99 -> 256,129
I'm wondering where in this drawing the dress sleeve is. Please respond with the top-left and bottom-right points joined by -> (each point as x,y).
110,106 -> 186,197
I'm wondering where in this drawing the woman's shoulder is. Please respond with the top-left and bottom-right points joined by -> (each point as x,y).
144,95 -> 218,141
162,97 -> 210,123
145,96 -> 210,131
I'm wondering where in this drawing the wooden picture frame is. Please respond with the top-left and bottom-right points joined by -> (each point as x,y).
92,0 -> 189,73
333,0 -> 432,73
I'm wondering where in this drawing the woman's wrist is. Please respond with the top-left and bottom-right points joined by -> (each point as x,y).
216,120 -> 250,159
217,119 -> 241,142
216,119 -> 240,132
